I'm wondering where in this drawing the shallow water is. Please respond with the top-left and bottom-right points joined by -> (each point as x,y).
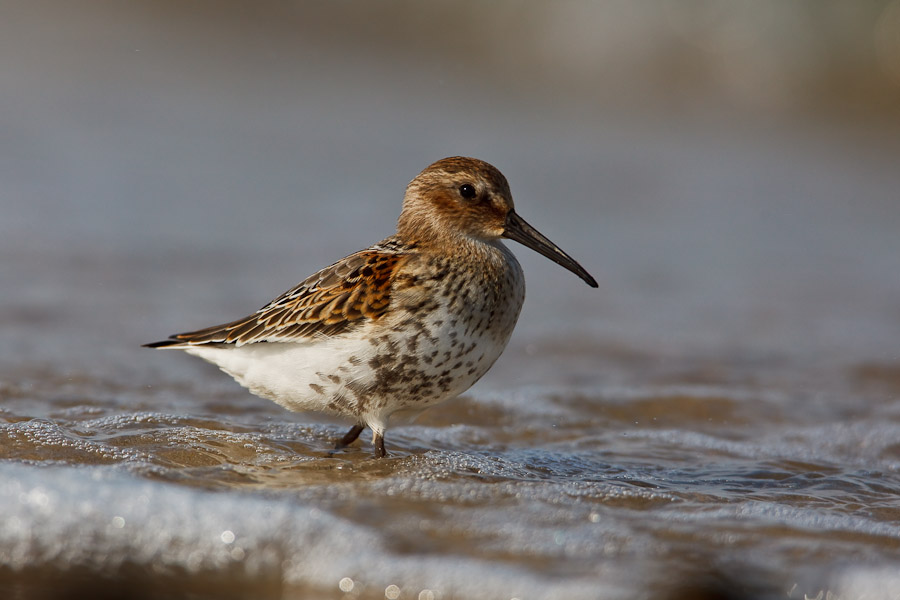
4,352 -> 900,599
4,2 -> 900,599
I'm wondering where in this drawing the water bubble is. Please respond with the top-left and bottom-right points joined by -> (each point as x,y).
220,530 -> 235,544
385,584 -> 401,599
418,590 -> 436,600
111,516 -> 125,528
22,489 -> 50,508
339,577 -> 355,592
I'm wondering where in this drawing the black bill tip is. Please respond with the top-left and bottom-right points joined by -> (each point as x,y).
502,211 -> 598,288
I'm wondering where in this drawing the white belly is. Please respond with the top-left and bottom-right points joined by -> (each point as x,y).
183,303 -> 514,427
183,241 -> 526,434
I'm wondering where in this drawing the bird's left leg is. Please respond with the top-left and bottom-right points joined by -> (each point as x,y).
334,423 -> 365,450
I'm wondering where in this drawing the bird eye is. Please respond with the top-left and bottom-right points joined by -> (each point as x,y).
458,184 -> 477,200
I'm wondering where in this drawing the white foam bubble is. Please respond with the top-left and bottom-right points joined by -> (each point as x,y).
0,463 -> 615,599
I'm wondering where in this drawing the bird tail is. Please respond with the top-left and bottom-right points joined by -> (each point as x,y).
142,339 -> 189,349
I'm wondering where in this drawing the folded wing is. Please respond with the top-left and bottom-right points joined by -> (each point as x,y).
145,248 -> 406,348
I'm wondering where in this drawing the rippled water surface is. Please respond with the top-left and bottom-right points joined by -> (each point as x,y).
3,3 -> 900,599
4,353 -> 900,599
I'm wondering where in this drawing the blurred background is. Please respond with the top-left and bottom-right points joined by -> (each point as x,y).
3,0 -> 900,368
2,2 -> 900,599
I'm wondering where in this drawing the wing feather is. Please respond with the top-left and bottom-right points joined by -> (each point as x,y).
152,245 -> 408,347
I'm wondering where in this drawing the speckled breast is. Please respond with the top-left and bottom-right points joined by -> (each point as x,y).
349,241 -> 525,417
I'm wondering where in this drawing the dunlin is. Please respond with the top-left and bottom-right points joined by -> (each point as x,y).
145,157 -> 597,457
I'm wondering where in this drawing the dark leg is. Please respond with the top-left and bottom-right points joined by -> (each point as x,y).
334,423 -> 365,450
373,431 -> 386,458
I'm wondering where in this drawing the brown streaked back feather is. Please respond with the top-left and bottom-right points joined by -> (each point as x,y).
152,243 -> 408,347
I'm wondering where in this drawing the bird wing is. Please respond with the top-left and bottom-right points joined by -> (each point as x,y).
148,247 -> 407,347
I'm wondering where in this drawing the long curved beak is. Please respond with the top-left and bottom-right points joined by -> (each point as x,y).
502,211 -> 598,287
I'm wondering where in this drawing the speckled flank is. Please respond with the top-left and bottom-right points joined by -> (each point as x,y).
146,156 -> 595,457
